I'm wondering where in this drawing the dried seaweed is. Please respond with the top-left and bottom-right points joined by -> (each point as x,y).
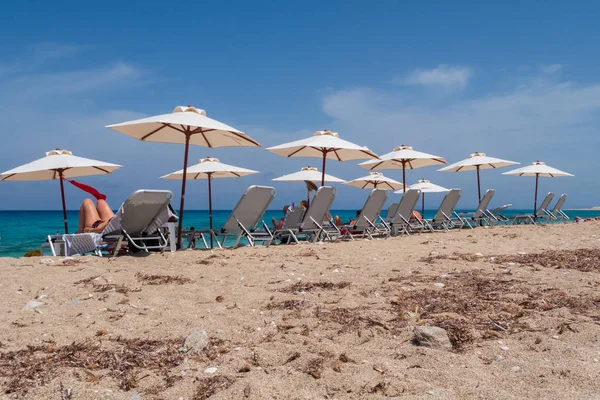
265,299 -> 306,310
280,281 -> 351,293
493,249 -> 600,272
304,357 -> 324,379
0,337 -> 184,395
193,376 -> 234,399
135,272 -> 193,285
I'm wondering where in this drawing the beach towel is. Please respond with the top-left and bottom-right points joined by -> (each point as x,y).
62,178 -> 106,200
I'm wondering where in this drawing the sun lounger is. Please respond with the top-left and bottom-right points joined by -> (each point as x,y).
424,189 -> 464,231
285,186 -> 338,242
207,186 -> 276,248
540,194 -> 568,223
42,190 -> 176,256
340,189 -> 389,239
459,189 -> 495,227
486,204 -> 512,224
389,189 -> 423,235
271,205 -> 305,244
511,192 -> 554,225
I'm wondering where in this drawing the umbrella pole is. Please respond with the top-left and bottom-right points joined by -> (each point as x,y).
533,173 -> 539,221
422,193 -> 425,217
58,171 -> 69,234
208,173 -> 213,248
476,166 -> 481,202
321,151 -> 327,187
177,134 -> 191,248
402,161 -> 407,193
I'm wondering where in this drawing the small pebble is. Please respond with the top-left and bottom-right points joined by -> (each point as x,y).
511,366 -> 521,372
433,282 -> 445,288
500,346 -> 510,351
552,335 -> 560,340
204,367 -> 218,374
495,355 -> 503,361
474,253 -> 484,257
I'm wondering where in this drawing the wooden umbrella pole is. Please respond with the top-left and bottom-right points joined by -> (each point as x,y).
421,193 -> 425,216
402,161 -> 407,193
321,150 -> 327,187
476,165 -> 482,202
208,173 -> 213,248
177,133 -> 191,248
58,170 -> 69,234
533,173 -> 539,221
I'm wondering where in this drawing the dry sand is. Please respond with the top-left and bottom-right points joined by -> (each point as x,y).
1,222 -> 600,399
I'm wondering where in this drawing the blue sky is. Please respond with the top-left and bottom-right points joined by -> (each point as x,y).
1,1 -> 599,211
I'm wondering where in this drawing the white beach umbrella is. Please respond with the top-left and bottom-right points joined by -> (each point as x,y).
161,157 -> 258,233
1,149 -> 122,233
266,130 -> 378,186
395,179 -> 449,215
503,161 -> 574,215
359,145 -> 446,193
438,152 -> 519,202
272,166 -> 345,205
344,172 -> 402,190
106,105 -> 261,246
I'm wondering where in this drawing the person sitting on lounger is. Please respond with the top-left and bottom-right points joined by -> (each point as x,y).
410,210 -> 423,222
333,210 -> 361,227
272,205 -> 291,230
77,198 -> 115,233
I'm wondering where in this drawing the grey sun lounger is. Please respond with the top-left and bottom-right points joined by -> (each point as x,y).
389,189 -> 423,235
511,192 -> 554,225
460,189 -> 495,227
424,189 -> 464,231
43,190 -> 176,257
271,205 -> 305,244
540,194 -> 568,224
285,186 -> 338,242
340,189 -> 389,240
487,204 -> 512,224
207,186 -> 276,248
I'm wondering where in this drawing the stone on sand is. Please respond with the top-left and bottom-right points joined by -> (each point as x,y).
413,326 -> 452,350
179,330 -> 208,354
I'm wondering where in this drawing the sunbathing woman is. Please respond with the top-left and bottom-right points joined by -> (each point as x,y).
77,198 -> 115,233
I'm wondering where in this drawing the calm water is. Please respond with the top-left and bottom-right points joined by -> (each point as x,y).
1,209 -> 599,258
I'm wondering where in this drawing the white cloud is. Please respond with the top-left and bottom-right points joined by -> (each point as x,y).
540,64 -> 562,74
321,72 -> 600,208
398,64 -> 472,88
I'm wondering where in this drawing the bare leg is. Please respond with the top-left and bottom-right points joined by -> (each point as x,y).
80,198 -> 101,230
96,199 -> 115,221
78,204 -> 86,233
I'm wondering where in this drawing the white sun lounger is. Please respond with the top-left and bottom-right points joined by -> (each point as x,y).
272,205 -> 305,244
487,204 -> 512,224
511,192 -> 554,225
287,186 -> 338,242
460,189 -> 495,227
208,186 -> 276,248
425,189 -> 464,231
340,189 -> 389,240
389,189 -> 423,235
43,190 -> 176,257
540,194 -> 568,224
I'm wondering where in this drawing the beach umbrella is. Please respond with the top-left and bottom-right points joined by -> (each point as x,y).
344,172 -> 402,190
438,152 -> 519,202
106,105 -> 261,246
161,157 -> 258,237
358,145 -> 446,193
266,130 -> 378,186
272,166 -> 345,204
1,149 -> 121,233
502,161 -> 573,216
395,179 -> 449,215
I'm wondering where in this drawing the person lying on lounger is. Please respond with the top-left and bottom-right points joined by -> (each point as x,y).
272,205 -> 291,230
77,198 -> 115,233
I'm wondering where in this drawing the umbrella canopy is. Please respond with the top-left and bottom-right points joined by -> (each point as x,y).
272,166 -> 345,206
438,152 -> 519,202
1,149 -> 122,233
272,166 -> 345,183
106,105 -> 261,247
344,172 -> 402,190
395,179 -> 450,215
359,145 -> 446,192
161,157 -> 258,247
266,130 -> 378,186
503,161 -> 573,216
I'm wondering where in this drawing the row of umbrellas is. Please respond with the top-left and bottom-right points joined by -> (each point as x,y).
0,105 -> 574,245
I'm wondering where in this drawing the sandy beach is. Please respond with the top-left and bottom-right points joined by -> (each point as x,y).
1,222 -> 600,399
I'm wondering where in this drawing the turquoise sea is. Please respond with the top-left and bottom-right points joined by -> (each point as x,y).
1,209 -> 599,258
